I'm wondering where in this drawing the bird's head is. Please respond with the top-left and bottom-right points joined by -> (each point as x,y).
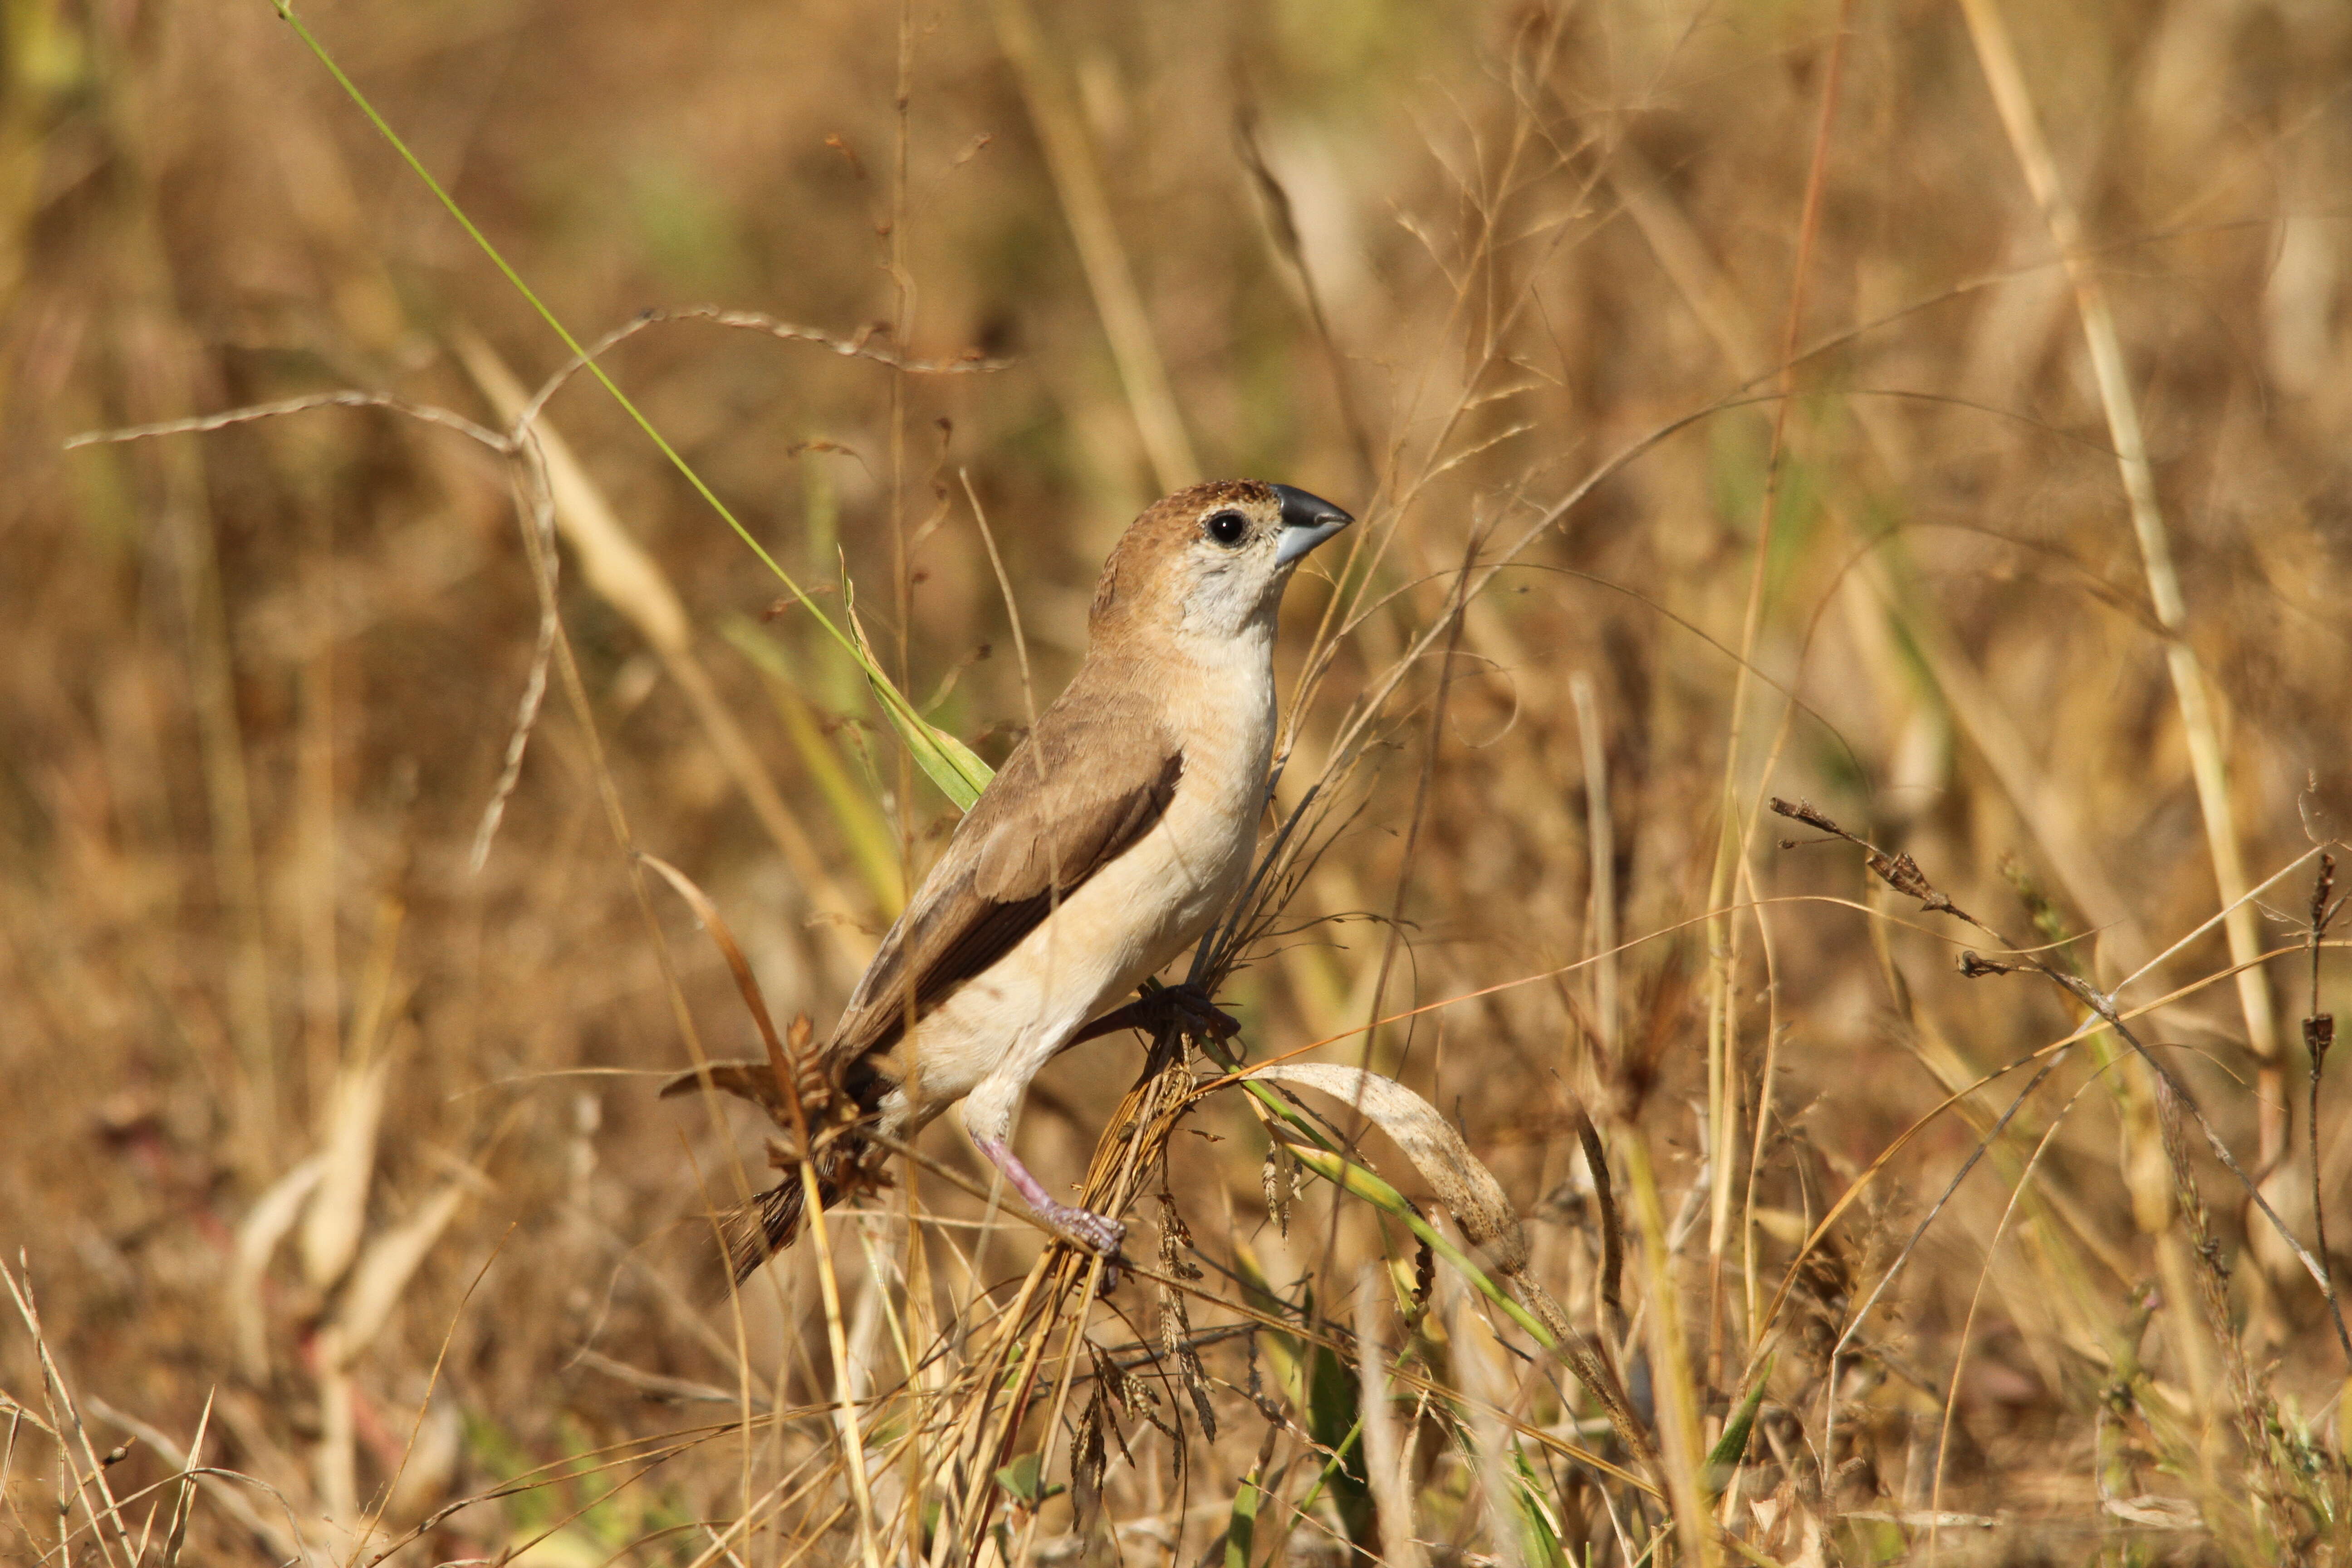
1088,479 -> 1353,646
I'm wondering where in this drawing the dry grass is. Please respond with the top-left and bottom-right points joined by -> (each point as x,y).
5,0 -> 2352,1563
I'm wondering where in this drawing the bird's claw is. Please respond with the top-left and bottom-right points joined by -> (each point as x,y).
1037,1198 -> 1128,1291
1159,982 -> 1241,1042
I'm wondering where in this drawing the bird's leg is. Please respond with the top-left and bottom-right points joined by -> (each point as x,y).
1068,982 -> 1240,1047
971,1135 -> 1127,1279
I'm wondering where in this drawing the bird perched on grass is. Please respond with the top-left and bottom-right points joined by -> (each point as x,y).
672,478 -> 1352,1282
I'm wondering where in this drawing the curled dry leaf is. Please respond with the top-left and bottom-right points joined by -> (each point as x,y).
299,1058 -> 390,1292
321,1182 -> 468,1369
659,1060 -> 792,1120
229,1155 -> 324,1381
1247,1062 -> 1526,1273
1248,1063 -> 1660,1482
638,853 -> 789,1067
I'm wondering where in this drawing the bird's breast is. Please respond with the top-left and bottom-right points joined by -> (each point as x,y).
881,652 -> 1277,1123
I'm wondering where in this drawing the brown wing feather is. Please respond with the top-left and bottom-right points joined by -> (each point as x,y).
825,671 -> 1183,1069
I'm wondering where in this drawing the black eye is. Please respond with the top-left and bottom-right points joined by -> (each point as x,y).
1205,510 -> 1248,546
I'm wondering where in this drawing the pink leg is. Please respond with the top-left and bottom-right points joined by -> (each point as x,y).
973,1135 -> 1127,1268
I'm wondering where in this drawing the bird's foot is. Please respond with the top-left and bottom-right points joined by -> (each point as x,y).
1073,984 -> 1241,1047
1031,1195 -> 1129,1291
974,1136 -> 1129,1291
1158,982 -> 1241,1043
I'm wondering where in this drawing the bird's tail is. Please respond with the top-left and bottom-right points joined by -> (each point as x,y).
715,1143 -> 866,1284
659,1038 -> 888,1283
712,1181 -> 799,1284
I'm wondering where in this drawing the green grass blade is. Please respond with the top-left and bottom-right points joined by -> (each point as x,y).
1222,1473 -> 1263,1568
1704,1352 -> 1771,1498
720,618 -> 907,911
270,1 -> 982,810
840,597 -> 993,812
1289,1410 -> 1370,1554
1280,1144 -> 1554,1348
1510,1445 -> 1573,1568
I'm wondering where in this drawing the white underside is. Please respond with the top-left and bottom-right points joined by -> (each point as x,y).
875,627 -> 1277,1150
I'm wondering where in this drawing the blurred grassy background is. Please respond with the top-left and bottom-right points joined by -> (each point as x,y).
4,0 -> 2352,1561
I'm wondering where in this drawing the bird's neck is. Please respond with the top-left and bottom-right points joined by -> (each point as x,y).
1093,611 -> 1276,691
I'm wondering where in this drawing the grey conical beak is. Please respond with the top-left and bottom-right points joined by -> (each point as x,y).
1271,484 -> 1354,567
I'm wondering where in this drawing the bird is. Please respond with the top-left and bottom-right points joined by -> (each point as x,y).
671,478 -> 1352,1282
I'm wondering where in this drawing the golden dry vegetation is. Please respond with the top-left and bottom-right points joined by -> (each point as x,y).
4,0 -> 2352,1563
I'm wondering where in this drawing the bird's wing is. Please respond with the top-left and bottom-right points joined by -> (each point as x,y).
826,676 -> 1184,1068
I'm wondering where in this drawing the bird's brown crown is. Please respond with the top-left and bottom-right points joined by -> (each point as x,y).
1087,480 -> 1306,647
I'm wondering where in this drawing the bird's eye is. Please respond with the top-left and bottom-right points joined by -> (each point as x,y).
1204,510 -> 1248,547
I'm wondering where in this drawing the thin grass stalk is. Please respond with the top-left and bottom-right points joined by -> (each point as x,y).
884,0 -> 922,922
723,620 -> 908,911
2306,858 -> 2340,1330
3,1264 -> 137,1568
790,1164 -> 887,1568
1955,0 -> 2283,1166
989,0 -> 1198,491
1008,1269 -> 1106,1568
294,492 -> 340,1117
1355,1267 -> 1427,1568
672,1147 -> 760,1537
498,442 -> 853,1552
889,0 -> 916,690
350,1222 -> 513,1562
1234,109 -> 1381,488
1571,673 -> 1619,1063
896,1204 -> 937,1568
963,470 -> 1039,732
1699,0 -> 1852,1392
1731,853 -> 1781,1354
849,1221 -> 918,1400
157,1390 -> 210,1568
1359,532 -> 1481,1072
1616,1132 -> 1717,1567
1925,1072 -> 2104,1561
1442,1272 -> 1530,1568
635,853 -> 885,1567
455,333 -> 874,977
166,398 -> 277,1189
1729,585 -> 1830,1359
935,1252 -> 1062,1564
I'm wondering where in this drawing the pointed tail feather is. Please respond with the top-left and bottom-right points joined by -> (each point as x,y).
717,1181 -> 808,1284
718,1140 -> 874,1282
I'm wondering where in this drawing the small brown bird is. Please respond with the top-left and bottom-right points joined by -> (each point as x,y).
689,479 -> 1351,1279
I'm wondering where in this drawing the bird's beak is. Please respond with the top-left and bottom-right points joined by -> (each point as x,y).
1271,485 -> 1354,567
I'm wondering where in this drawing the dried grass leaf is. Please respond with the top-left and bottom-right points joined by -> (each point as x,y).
1250,1063 -> 1526,1272
323,1183 -> 466,1366
658,1060 -> 790,1118
228,1155 -> 324,1381
300,1059 -> 390,1291
1261,1143 -> 1298,1239
1069,1390 -> 1109,1523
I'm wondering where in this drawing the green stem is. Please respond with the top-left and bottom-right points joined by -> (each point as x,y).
271,2 -> 861,665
